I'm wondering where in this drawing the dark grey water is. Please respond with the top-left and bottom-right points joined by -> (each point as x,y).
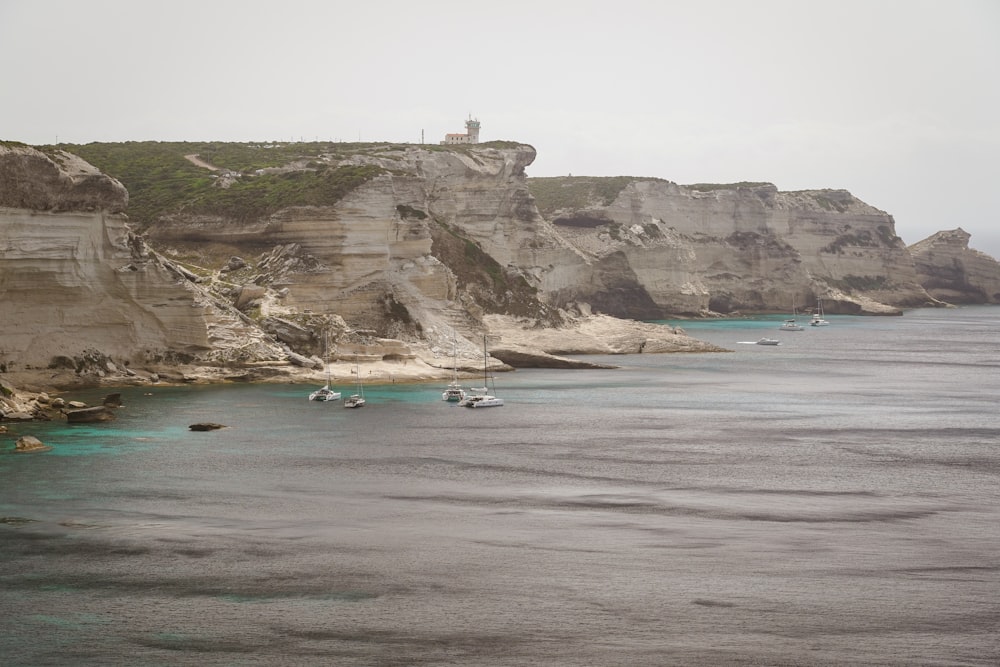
2,307 -> 999,666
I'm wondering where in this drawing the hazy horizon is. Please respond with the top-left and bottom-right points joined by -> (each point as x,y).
2,0 -> 998,257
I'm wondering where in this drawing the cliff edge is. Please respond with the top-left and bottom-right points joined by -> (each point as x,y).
909,228 -> 1000,304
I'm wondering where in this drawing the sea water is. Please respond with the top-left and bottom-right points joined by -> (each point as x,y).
1,307 -> 998,666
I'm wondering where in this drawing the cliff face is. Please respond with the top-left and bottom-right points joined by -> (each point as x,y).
909,228 -> 1000,304
533,179 -> 937,317
0,145 -> 286,378
141,145 -> 584,347
4,141 -> 997,394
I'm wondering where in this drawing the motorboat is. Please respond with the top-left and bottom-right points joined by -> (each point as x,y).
756,338 -> 781,345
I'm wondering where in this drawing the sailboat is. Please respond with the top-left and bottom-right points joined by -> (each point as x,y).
779,302 -> 804,331
810,299 -> 830,327
343,356 -> 366,408
308,333 -> 341,402
462,335 -> 503,408
441,335 -> 466,402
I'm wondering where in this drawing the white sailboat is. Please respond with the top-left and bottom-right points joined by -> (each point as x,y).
779,302 -> 804,331
343,356 -> 366,408
308,334 -> 341,402
810,299 -> 830,327
441,335 -> 466,402
462,335 -> 503,408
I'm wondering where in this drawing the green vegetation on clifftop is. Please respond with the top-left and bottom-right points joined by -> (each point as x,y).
54,141 -> 391,227
528,176 -> 646,216
48,141 -> 522,228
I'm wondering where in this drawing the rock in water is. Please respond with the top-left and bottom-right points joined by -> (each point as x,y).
15,435 -> 52,453
189,423 -> 227,431
65,405 -> 116,423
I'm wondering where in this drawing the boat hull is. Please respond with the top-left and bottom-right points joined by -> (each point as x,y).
309,387 -> 341,402
442,387 -> 465,402
464,395 -> 504,408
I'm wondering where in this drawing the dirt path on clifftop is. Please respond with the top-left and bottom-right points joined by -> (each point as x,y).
184,154 -> 220,171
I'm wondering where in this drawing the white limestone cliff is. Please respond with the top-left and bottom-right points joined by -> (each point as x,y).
0,144 -> 287,387
0,144 -> 716,396
537,180 -> 938,316
909,228 -> 1000,303
5,140 -> 999,400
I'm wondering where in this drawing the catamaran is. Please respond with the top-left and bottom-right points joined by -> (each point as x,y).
779,303 -> 804,331
343,356 -> 366,408
308,334 -> 341,402
442,334 -> 466,402
810,299 -> 830,326
461,335 -> 503,408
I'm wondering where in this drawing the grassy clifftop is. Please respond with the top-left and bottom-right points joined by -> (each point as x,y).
50,141 -> 393,227
527,176 -> 639,217
48,140 -> 521,228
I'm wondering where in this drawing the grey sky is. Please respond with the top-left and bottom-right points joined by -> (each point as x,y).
3,0 -> 999,257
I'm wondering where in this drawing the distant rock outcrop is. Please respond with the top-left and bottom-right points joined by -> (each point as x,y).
530,178 -> 940,317
909,228 -> 1000,304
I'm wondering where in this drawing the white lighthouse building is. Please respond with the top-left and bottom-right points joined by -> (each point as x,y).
442,116 -> 481,145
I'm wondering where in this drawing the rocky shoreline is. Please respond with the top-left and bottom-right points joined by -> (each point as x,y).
0,313 -> 726,422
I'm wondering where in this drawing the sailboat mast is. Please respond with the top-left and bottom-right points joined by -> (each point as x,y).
325,332 -> 332,386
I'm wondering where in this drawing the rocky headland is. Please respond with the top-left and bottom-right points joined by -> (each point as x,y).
909,228 -> 1000,304
1,140 -> 997,416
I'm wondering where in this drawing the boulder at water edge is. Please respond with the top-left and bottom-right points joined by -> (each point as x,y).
65,405 -> 116,423
15,435 -> 52,453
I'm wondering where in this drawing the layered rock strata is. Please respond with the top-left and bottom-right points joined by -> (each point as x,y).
533,179 -> 940,317
0,144 -> 287,385
909,228 -> 1000,304
0,144 -> 718,398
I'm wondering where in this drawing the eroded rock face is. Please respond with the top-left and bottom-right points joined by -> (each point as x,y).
0,144 -> 128,213
538,180 -> 937,316
0,145 -> 287,377
142,145 -> 580,351
136,146 -> 947,335
4,141 -> 997,395
909,228 -> 1000,303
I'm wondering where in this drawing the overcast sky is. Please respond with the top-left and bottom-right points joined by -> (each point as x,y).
3,0 -> 999,257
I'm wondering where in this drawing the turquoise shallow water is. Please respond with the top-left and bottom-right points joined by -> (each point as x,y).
2,306 -> 999,666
